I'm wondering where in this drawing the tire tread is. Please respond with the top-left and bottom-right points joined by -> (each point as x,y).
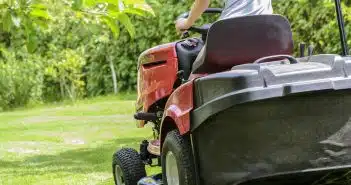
162,130 -> 196,185
112,148 -> 146,185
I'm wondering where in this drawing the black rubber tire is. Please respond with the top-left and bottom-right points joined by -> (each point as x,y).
161,130 -> 196,185
112,148 -> 146,185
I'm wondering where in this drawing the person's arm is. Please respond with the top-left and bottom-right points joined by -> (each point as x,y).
175,0 -> 210,32
187,0 -> 210,26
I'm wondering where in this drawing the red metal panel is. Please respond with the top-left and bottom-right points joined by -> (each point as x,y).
136,42 -> 178,128
161,80 -> 194,135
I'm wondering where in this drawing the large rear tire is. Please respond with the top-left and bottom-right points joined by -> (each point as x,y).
112,148 -> 146,185
161,130 -> 196,185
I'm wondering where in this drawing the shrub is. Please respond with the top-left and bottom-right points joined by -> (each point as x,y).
43,48 -> 86,102
0,48 -> 44,110
273,0 -> 351,55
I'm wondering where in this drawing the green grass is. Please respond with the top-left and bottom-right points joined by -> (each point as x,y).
0,94 -> 160,185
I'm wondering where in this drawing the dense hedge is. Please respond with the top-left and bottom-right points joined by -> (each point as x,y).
0,0 -> 350,109
273,0 -> 351,55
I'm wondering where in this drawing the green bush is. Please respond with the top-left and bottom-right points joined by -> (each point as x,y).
0,48 -> 43,110
273,0 -> 351,55
43,48 -> 86,101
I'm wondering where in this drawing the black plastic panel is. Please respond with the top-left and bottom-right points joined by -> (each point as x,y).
192,90 -> 351,185
175,38 -> 204,80
192,55 -> 351,130
234,166 -> 351,185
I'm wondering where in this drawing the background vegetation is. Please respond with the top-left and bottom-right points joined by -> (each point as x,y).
0,0 -> 350,110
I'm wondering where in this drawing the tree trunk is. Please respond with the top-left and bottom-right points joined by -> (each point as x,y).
109,60 -> 118,94
60,76 -> 65,99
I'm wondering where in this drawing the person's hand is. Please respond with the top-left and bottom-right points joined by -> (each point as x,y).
175,18 -> 192,33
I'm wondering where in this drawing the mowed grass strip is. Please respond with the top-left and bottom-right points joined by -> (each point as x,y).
0,94 -> 160,185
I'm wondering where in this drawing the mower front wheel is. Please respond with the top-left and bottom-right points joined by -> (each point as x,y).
112,148 -> 146,185
161,130 -> 196,185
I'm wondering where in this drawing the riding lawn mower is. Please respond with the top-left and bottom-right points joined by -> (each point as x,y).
112,0 -> 351,185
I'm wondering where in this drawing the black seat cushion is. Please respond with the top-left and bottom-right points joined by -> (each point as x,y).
176,38 -> 204,80
192,14 -> 294,74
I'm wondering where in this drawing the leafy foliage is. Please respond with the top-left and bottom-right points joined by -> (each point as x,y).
71,0 -> 155,39
0,0 -> 350,110
273,0 -> 351,55
0,0 -> 51,52
0,0 -> 153,109
0,47 -> 43,110
44,48 -> 86,101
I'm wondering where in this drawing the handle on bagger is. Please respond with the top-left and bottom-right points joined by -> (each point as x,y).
254,55 -> 298,64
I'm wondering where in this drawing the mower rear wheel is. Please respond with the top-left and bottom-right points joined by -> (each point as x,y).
161,130 -> 196,185
112,148 -> 146,185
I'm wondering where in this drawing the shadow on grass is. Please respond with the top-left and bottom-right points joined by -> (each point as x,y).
0,137 -> 145,177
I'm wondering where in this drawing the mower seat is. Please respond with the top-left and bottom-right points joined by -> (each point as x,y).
192,14 -> 294,74
175,38 -> 204,80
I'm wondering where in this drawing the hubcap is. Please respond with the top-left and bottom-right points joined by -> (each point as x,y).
165,151 -> 179,185
115,165 -> 125,185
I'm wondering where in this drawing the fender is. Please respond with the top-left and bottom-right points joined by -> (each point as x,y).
160,80 -> 194,136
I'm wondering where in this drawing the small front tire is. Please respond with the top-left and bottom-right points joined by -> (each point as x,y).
112,148 -> 146,185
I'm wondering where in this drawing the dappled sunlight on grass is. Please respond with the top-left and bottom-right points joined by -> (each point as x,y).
0,95 -> 159,185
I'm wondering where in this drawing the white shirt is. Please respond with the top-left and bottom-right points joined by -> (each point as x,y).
219,0 -> 273,19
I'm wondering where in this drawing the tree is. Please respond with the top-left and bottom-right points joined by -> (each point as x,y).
0,0 -> 51,52
70,0 -> 156,94
1,0 -> 155,95
0,0 -> 155,52
71,0 -> 156,39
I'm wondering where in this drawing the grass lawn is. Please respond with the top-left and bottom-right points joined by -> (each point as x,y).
0,94 -> 160,185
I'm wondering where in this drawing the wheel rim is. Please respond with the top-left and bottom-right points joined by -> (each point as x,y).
115,165 -> 125,185
165,151 -> 179,185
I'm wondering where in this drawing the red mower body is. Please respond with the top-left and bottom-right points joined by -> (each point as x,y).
135,42 -> 179,128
